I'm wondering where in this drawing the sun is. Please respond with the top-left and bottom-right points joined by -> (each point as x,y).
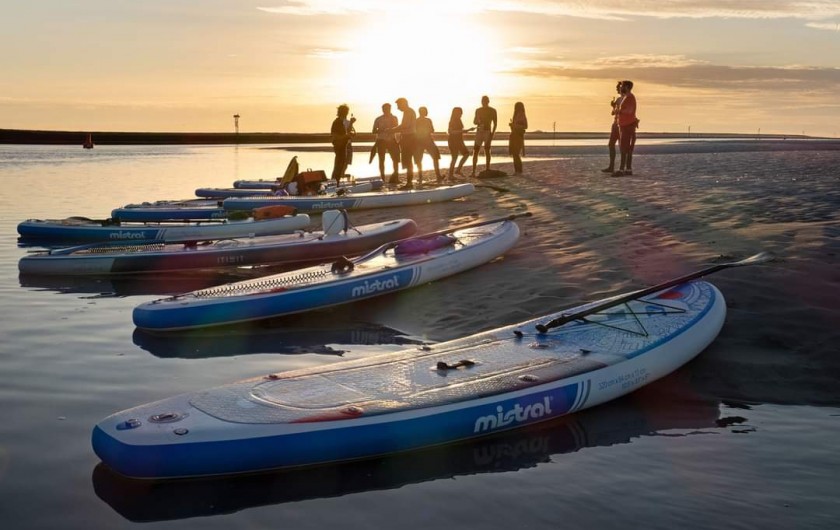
336,6 -> 503,125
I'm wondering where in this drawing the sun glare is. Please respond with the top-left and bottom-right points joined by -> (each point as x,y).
337,7 -> 502,124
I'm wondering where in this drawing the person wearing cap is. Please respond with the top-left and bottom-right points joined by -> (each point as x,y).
470,95 -> 497,177
391,97 -> 417,189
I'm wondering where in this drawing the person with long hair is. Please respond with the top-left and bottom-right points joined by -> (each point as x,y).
508,101 -> 528,175
447,107 -> 473,180
330,104 -> 356,183
414,106 -> 442,183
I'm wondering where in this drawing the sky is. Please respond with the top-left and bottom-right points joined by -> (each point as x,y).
1,0 -> 839,136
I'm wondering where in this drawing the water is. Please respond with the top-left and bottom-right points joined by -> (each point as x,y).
1,144 -> 838,529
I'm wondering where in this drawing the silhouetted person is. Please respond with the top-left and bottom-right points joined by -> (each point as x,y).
391,97 -> 417,189
615,80 -> 638,176
414,106 -> 442,183
447,107 -> 473,179
470,95 -> 497,177
602,81 -> 624,174
371,103 -> 399,180
508,101 -> 528,175
331,104 -> 356,183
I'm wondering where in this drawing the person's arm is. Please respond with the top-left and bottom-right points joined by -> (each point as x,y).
490,109 -> 498,135
331,119 -> 345,141
619,95 -> 636,116
390,115 -> 405,133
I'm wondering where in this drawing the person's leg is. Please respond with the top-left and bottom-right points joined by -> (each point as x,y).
389,142 -> 400,181
458,153 -> 468,172
470,134 -> 481,176
484,136 -> 492,171
332,145 -> 346,182
430,142 -> 442,180
626,128 -> 636,173
511,134 -> 523,174
414,146 -> 424,182
402,137 -> 415,187
603,123 -> 618,173
617,125 -> 631,174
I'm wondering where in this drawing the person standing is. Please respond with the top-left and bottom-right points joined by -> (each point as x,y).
331,104 -> 356,183
508,101 -> 528,175
391,97 -> 417,189
447,107 -> 473,179
470,95 -> 497,177
601,81 -> 624,174
615,80 -> 638,176
371,103 -> 400,180
414,106 -> 442,183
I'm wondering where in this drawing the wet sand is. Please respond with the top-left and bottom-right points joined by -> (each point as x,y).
342,139 -> 840,406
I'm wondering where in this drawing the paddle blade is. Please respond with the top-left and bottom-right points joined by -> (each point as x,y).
731,251 -> 774,267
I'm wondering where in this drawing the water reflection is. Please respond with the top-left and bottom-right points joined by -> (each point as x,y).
133,319 -> 423,358
92,373 -> 733,522
18,270 -> 255,297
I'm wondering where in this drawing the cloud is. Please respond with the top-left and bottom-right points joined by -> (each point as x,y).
257,0 -> 479,16
307,47 -> 351,59
258,0 -> 840,21
492,1 -> 840,20
512,56 -> 840,92
805,21 -> 840,31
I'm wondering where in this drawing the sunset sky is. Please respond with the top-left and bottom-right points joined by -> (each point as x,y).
2,1 -> 839,136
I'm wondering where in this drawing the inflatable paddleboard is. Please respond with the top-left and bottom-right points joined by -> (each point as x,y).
132,217 -> 520,330
94,279 -> 725,478
197,179 -> 383,199
17,214 -> 311,245
223,183 -> 475,213
19,216 -> 416,275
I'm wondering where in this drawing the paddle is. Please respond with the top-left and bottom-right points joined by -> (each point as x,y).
534,252 -> 773,333
350,211 -> 533,264
412,211 -> 532,240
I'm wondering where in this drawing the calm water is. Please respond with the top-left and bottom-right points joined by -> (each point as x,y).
0,145 -> 838,529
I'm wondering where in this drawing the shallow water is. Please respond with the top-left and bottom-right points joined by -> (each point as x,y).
0,144 -> 838,529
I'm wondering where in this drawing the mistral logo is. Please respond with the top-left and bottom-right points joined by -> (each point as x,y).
351,276 -> 400,298
473,397 -> 553,433
313,202 -> 347,210
109,232 -> 147,239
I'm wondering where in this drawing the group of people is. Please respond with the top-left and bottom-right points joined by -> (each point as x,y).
331,96 -> 528,189
330,82 -> 637,186
603,80 -> 638,176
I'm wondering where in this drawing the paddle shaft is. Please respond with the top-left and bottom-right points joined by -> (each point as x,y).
535,252 -> 772,333
354,211 -> 532,262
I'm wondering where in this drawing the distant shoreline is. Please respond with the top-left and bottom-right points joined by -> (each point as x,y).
0,128 -> 822,146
